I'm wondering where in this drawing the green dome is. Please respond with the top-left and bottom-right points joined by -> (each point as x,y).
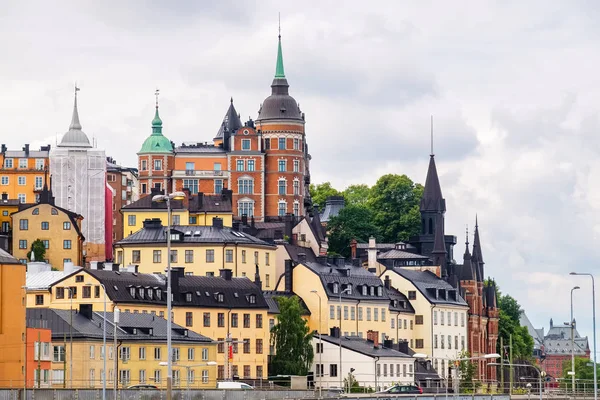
138,106 -> 173,154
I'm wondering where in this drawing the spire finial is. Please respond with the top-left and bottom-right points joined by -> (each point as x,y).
69,83 -> 82,131
152,88 -> 163,133
430,115 -> 434,156
465,224 -> 469,246
475,213 -> 479,228
230,96 -> 233,104
278,12 -> 281,39
155,88 -> 160,109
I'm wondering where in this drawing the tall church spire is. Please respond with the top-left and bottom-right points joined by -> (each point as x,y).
275,13 -> 285,78
431,215 -> 447,276
69,85 -> 82,131
420,117 -> 446,213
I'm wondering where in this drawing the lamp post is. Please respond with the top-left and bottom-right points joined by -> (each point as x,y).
570,272 -> 596,400
153,191 -> 186,400
159,361 -> 217,400
87,283 -> 107,399
338,286 -> 351,391
65,287 -> 74,388
568,286 -> 580,395
489,362 -> 542,400
113,307 -> 120,400
310,290 -> 323,398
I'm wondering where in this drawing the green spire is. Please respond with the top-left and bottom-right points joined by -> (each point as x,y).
275,35 -> 285,79
151,106 -> 163,135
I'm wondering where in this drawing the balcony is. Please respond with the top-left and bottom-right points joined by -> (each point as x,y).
172,170 -> 229,178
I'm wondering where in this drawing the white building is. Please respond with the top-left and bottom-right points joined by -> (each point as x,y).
312,331 -> 414,392
50,88 -> 106,261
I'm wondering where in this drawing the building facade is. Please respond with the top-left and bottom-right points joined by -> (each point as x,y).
106,157 -> 138,243
0,144 -> 51,204
136,34 -> 311,221
50,89 -> 107,262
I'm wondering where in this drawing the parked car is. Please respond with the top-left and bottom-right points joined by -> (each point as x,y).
377,384 -> 423,394
127,384 -> 159,389
217,381 -> 255,390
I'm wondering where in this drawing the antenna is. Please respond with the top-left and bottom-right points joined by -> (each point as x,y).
430,115 -> 434,156
465,224 -> 469,245
155,88 -> 160,108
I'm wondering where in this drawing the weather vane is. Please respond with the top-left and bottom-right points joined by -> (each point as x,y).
155,88 -> 160,108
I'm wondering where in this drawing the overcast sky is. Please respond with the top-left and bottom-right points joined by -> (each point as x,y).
3,1 -> 600,353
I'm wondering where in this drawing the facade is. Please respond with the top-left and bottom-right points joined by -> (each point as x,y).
106,157 -> 139,243
121,187 -> 233,237
0,197 -> 20,252
27,307 -> 217,388
0,249 -> 26,387
27,266 -> 270,381
381,267 -> 469,382
11,186 -> 84,268
0,143 -> 51,204
114,218 -> 277,288
136,35 -> 311,221
26,327 -> 53,388
50,89 -> 107,262
312,332 -> 413,391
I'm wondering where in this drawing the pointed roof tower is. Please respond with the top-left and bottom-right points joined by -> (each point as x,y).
471,216 -> 484,282
58,85 -> 92,148
215,98 -> 243,140
138,90 -> 173,154
458,226 -> 475,281
256,22 -> 302,122
431,216 -> 447,276
420,117 -> 445,212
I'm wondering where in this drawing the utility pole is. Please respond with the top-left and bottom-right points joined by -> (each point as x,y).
215,336 -> 245,381
509,334 -> 514,396
114,307 -> 120,399
37,331 -> 41,388
63,333 -> 67,388
500,336 -> 504,393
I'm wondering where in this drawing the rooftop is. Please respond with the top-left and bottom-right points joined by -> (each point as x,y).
318,335 -> 412,359
122,192 -> 232,214
389,268 -> 467,306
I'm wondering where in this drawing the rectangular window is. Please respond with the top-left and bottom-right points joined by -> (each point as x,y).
343,306 -> 348,320
189,216 -> 197,224
374,308 -> 378,321
119,346 -> 131,361
185,250 -> 193,263
63,240 -> 72,249
82,286 -> 91,298
293,180 -> 299,196
236,160 -> 244,171
293,138 -> 300,150
214,162 -> 221,171
278,137 -> 286,150
416,339 -> 424,349
293,202 -> 299,216
266,253 -> 270,265
243,313 -> 250,328
329,305 -> 335,319
0,176 -> 7,185
238,178 -> 254,194
63,221 -> 71,230
182,179 -> 199,194
35,295 -> 43,305
127,215 -> 136,226
408,291 -> 416,300
461,313 -> 465,327
203,312 -> 210,327
293,160 -> 300,173
185,162 -> 195,171
448,335 -> 452,349
153,250 -> 161,263
225,249 -> 233,263
441,311 -> 445,325
35,176 -> 43,189
170,249 -> 177,263
350,307 -> 355,321
139,347 -> 146,360
256,314 -> 263,328
19,240 -> 27,249
358,307 -> 363,321
214,179 -> 223,194
415,315 -> 424,325
218,313 -> 225,327
19,219 -> 28,230
242,139 -> 251,150
231,313 -> 238,328
330,364 -> 338,377
154,159 -> 162,170
41,221 -> 49,230
4,158 -> 13,168
461,336 -> 465,350
278,202 -> 286,216
247,160 -> 255,171
132,250 -> 141,263
434,310 -> 438,325
141,160 -> 147,171
18,176 -> 26,185
278,180 -> 286,195
243,340 -> 250,354
366,308 -> 371,321
278,159 -> 286,172
19,159 -> 27,168
455,335 -> 459,350
18,193 -> 26,203
187,348 -> 195,361
201,347 -> 209,361
256,338 -> 264,354
185,312 -> 193,327
434,334 -> 438,349
206,249 -> 214,263
454,312 -> 458,326
42,239 -> 49,249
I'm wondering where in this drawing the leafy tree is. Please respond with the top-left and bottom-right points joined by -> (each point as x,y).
496,290 -> 534,360
327,205 -> 379,257
309,182 -> 341,210
561,358 -> 599,391
343,184 -> 371,206
367,174 -> 423,243
456,350 -> 479,393
28,239 -> 46,262
269,296 -> 314,376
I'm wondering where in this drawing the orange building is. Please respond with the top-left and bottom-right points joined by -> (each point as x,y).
0,144 -> 51,204
135,34 -> 311,222
0,248 -> 26,387
25,327 -> 52,388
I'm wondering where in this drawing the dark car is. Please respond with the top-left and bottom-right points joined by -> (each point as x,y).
378,384 -> 423,394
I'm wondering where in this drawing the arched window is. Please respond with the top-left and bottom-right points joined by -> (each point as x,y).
32,208 -> 39,215
278,179 -> 286,195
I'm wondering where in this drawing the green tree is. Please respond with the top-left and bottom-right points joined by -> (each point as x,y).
269,296 -> 314,376
562,357 -> 599,391
343,184 -> 371,206
496,290 -> 534,359
367,174 -> 423,243
309,182 -> 341,210
457,350 -> 479,393
327,205 -> 379,257
28,239 -> 46,262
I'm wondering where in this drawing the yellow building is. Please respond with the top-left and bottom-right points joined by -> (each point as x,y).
27,306 -> 217,389
114,218 -> 277,289
0,197 -> 20,252
11,192 -> 84,268
121,189 -> 233,238
0,249 -> 26,387
27,266 -> 271,381
0,144 -> 51,204
276,253 -> 416,346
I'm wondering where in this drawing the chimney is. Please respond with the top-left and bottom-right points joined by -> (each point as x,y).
330,327 -> 340,338
90,261 -> 98,270
126,265 -> 138,273
63,262 -> 76,274
1,193 -> 7,200
79,304 -> 94,320
350,239 -> 357,259
367,236 -> 377,272
383,339 -> 393,349
219,269 -> 233,281
250,216 -> 255,228
241,215 -> 248,226
283,214 -> 294,240
1,144 -> 6,154
335,256 -> 345,267
351,258 -> 360,268
212,217 -> 223,229
181,188 -> 190,210
366,330 -> 379,347
143,218 -> 163,229
297,253 -> 306,264
316,256 -> 327,265
24,144 -> 30,157
397,339 -> 409,354
254,265 -> 262,289
384,275 -> 391,290
284,259 -> 294,292
197,193 -> 204,209
170,268 -> 181,297
221,188 -> 233,203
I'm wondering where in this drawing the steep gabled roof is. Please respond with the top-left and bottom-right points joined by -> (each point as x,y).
318,335 -> 412,359
420,155 -> 446,212
389,268 -> 467,307
215,98 -> 243,139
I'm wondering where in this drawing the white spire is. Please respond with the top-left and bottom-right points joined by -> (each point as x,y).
69,85 -> 82,130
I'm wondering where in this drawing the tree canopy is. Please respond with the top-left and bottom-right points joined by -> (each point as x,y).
496,288 -> 534,360
327,205 -> 379,257
309,182 -> 341,210
269,296 -> 314,376
28,239 -> 46,262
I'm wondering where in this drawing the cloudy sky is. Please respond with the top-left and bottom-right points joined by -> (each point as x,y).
3,1 -> 600,352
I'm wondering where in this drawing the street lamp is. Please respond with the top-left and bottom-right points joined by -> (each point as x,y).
159,361 -> 217,400
489,362 -> 542,400
153,191 -> 186,400
564,286 -> 580,395
570,272 -> 596,400
65,287 -> 74,388
86,283 -> 107,399
310,290 -> 323,398
338,286 -> 351,391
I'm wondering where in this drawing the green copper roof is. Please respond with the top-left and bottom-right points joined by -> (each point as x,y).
138,106 -> 173,154
275,36 -> 285,78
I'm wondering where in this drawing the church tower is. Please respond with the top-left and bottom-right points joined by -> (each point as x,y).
255,30 -> 310,218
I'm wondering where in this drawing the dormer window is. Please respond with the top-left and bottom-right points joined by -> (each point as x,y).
129,287 -> 136,298
346,284 -> 352,295
332,283 -> 339,294
186,293 -> 192,302
393,300 -> 398,308
138,288 -> 144,299
147,289 -> 153,300
362,286 -> 367,296
248,294 -> 256,304
156,289 -> 162,299
377,286 -> 383,297
369,286 -> 375,296
216,293 -> 224,303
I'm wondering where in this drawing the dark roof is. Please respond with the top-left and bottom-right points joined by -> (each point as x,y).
303,261 -> 390,302
377,249 -> 429,260
388,268 -> 467,306
420,155 -> 446,212
320,196 -> 345,223
215,99 -> 243,139
256,77 -> 303,121
26,308 -> 213,343
387,286 -> 415,314
0,248 -> 20,264
122,193 -> 232,214
81,269 -> 269,309
15,202 -> 84,241
283,243 -> 318,263
309,213 -> 326,244
318,335 -> 411,359
0,198 -> 20,207
262,291 -> 311,315
175,145 -> 226,154
115,224 -> 274,248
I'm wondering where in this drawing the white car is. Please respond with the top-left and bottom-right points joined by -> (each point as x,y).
217,381 -> 255,390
